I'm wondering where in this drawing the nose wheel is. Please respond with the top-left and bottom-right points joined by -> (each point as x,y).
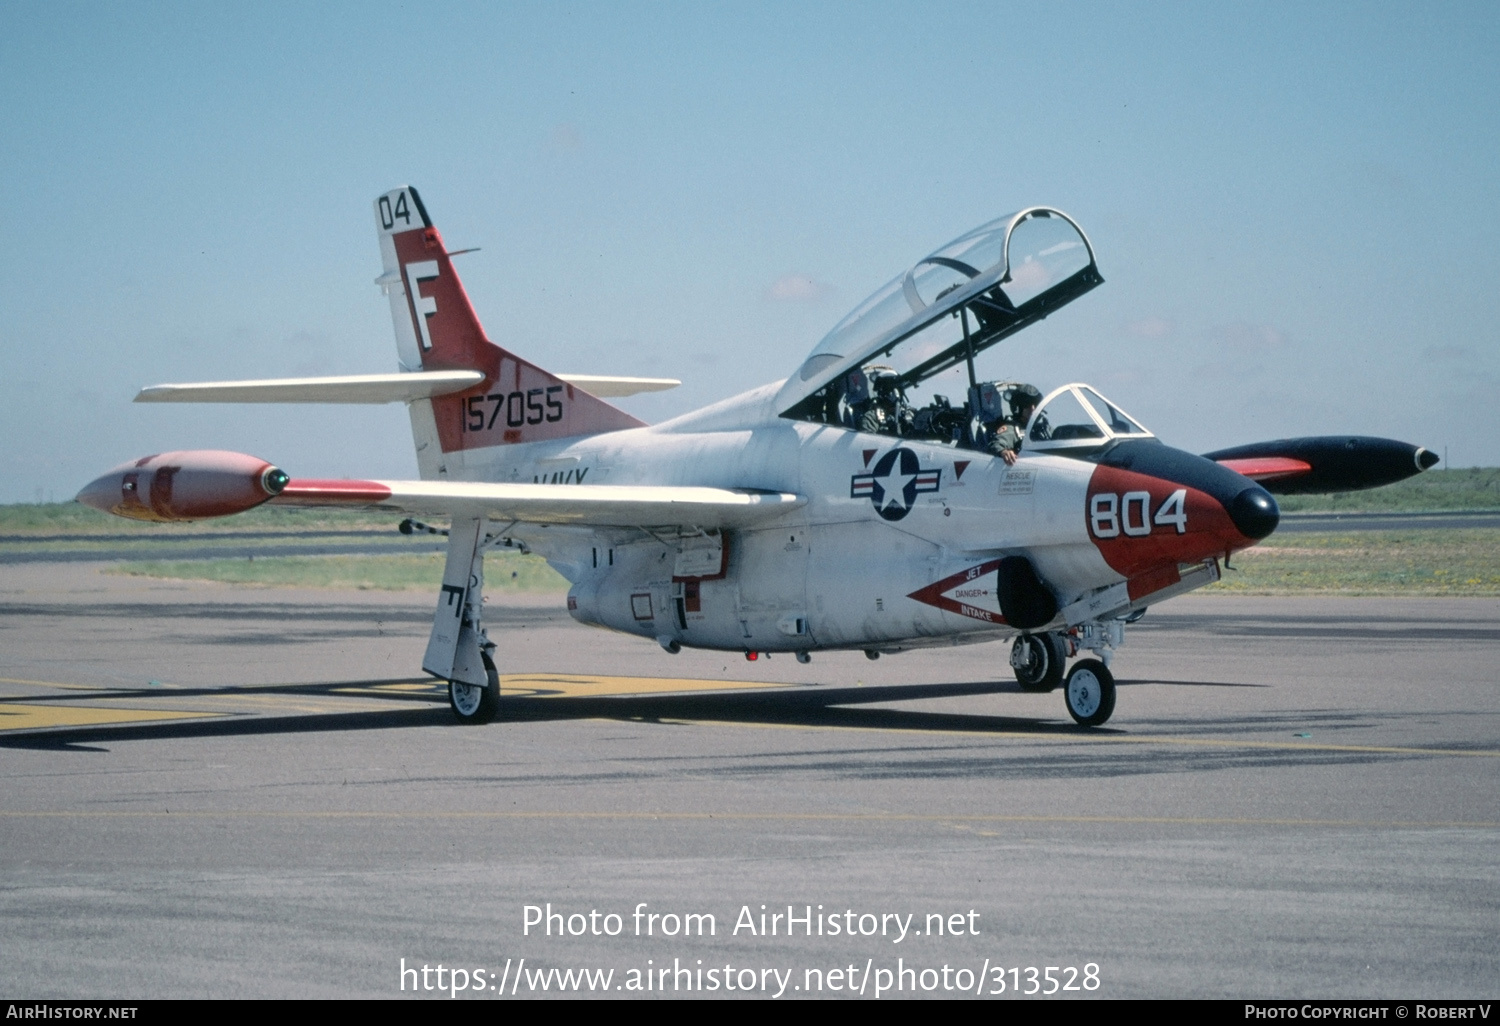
1011,632 -> 1067,692
1063,658 -> 1115,727
449,651 -> 500,724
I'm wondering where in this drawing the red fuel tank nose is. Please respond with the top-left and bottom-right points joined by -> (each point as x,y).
76,450 -> 284,522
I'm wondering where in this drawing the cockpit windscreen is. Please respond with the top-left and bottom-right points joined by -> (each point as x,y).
1026,384 -> 1154,453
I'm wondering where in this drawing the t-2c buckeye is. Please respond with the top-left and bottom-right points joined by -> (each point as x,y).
78,187 -> 1440,726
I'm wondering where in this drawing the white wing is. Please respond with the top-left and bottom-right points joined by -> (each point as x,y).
271,478 -> 802,529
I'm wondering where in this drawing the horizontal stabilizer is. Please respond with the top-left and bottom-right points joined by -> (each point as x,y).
135,371 -> 484,404
135,371 -> 678,404
555,375 -> 680,397
1205,436 -> 1439,494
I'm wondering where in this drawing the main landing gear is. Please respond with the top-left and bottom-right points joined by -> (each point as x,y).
1010,632 -> 1068,692
426,517 -> 507,726
449,650 -> 500,725
1012,620 -> 1126,727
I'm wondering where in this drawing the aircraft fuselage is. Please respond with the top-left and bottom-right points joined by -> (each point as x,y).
467,384 -> 1276,655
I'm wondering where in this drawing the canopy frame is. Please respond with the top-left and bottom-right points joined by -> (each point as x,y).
778,207 -> 1102,422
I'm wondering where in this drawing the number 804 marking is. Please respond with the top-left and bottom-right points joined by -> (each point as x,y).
1090,489 -> 1187,539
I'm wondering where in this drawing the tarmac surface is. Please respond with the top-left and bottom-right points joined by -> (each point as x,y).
1,563 -> 1496,999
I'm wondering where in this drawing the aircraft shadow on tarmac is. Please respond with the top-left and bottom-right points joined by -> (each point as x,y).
0,676 -> 1442,781
0,678 -> 1067,748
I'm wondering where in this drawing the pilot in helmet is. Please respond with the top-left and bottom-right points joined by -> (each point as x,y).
987,383 -> 1043,465
857,367 -> 909,436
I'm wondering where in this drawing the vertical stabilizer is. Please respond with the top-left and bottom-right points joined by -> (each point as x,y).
375,186 -> 643,478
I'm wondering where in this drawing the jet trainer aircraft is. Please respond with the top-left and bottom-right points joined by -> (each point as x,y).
79,187 -> 1439,726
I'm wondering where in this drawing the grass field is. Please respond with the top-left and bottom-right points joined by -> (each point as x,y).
105,551 -> 568,592
1206,529 -> 1500,595
0,501 -> 396,535
99,528 -> 1500,596
1274,467 -> 1500,513
9,470 -> 1500,596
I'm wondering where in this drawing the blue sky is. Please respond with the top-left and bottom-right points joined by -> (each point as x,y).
2,2 -> 1497,501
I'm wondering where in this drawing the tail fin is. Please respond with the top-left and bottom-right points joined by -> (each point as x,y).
375,186 -> 643,477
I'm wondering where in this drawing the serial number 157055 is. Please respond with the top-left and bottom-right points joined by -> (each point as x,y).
461,387 -> 565,433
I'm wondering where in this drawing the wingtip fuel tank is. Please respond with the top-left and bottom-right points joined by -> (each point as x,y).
1203,436 -> 1438,495
76,450 -> 288,522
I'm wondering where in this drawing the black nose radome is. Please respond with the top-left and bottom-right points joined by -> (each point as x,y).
1417,448 -> 1440,471
1228,486 -> 1280,540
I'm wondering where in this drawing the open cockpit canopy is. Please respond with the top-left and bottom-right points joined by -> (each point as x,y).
777,207 -> 1101,423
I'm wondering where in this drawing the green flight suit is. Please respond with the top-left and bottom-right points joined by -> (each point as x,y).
987,422 -> 1024,457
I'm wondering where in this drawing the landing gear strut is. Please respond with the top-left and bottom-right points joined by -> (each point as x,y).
425,516 -> 502,725
1011,632 -> 1067,692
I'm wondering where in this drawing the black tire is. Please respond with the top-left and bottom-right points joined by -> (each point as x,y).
1063,658 -> 1116,727
1012,632 -> 1066,692
449,651 -> 500,724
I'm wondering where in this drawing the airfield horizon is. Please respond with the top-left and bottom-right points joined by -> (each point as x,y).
4,466 -> 1496,532
5,467 -> 1499,597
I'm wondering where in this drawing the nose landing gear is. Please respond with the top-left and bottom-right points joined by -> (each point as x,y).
1011,623 -> 1121,726
1063,658 -> 1116,727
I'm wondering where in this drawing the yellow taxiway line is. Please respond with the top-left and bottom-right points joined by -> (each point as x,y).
341,674 -> 796,700
0,703 -> 220,731
0,676 -> 123,691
